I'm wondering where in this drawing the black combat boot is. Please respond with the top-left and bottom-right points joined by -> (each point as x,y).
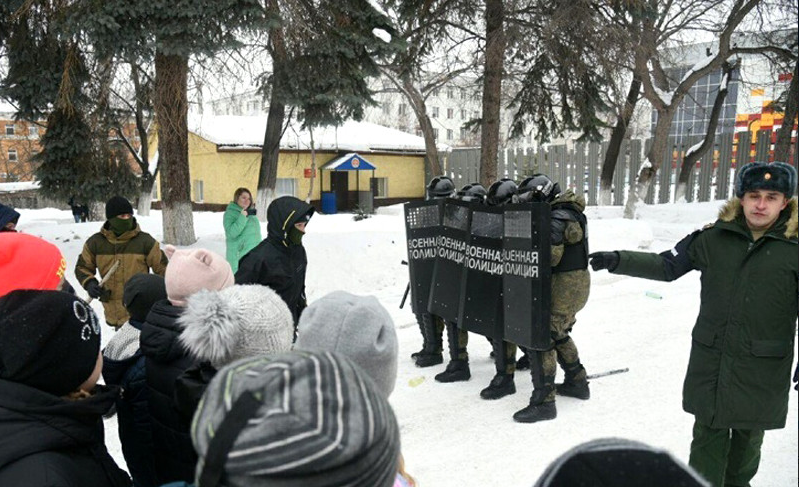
513,387 -> 557,423
415,352 -> 443,367
413,313 -> 443,367
556,373 -> 590,400
435,359 -> 471,382
513,400 -> 557,423
479,373 -> 516,400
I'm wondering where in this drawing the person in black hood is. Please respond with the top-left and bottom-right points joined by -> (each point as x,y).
0,203 -> 20,232
0,290 -> 131,487
235,196 -> 315,333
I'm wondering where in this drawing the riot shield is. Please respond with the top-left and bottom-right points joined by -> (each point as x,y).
502,202 -> 552,350
458,204 -> 504,340
428,199 -> 470,322
404,200 -> 443,315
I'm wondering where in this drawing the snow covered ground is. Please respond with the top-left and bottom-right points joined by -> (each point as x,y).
14,202 -> 798,487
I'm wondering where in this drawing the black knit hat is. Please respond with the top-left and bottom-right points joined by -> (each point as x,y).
105,195 -> 134,220
735,161 -> 797,199
123,273 -> 167,323
192,351 -> 400,487
0,290 -> 101,396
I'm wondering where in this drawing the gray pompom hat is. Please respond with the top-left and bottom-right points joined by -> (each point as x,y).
179,284 -> 294,368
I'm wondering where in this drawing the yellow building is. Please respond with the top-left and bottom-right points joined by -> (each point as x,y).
154,115 -> 444,212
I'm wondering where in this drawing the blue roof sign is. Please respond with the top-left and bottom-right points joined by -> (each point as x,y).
320,152 -> 377,171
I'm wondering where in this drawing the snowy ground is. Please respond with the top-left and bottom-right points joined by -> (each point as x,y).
14,202 -> 798,487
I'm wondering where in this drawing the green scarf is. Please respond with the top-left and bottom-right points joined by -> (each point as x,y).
109,217 -> 134,236
288,226 -> 304,245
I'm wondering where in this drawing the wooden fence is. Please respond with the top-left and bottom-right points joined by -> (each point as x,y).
446,129 -> 798,206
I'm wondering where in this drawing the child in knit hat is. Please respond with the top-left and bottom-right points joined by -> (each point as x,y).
0,203 -> 20,232
103,273 -> 168,487
0,232 -> 70,296
0,290 -> 131,487
172,284 -> 295,420
139,246 -> 235,486
295,291 -> 399,398
190,351 -> 401,487
294,291 -> 416,486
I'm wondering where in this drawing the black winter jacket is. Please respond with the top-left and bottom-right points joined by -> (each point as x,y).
139,300 -> 198,485
235,196 -> 314,325
103,320 -> 157,487
0,380 -> 131,487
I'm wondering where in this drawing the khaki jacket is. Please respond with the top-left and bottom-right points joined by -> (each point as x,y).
76,220 -> 167,326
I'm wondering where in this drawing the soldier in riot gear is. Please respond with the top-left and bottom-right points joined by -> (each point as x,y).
410,176 -> 456,367
511,174 -> 591,423
479,178 -> 521,400
434,183 -> 487,383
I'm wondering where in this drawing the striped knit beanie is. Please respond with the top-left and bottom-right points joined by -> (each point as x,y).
191,351 -> 400,487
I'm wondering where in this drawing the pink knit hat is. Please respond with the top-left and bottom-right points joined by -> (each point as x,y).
163,245 -> 234,307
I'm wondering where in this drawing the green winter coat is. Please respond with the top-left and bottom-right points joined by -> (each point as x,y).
224,201 -> 262,273
613,198 -> 798,430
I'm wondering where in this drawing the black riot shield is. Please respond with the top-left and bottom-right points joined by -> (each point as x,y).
404,200 -> 443,315
458,204 -> 504,340
427,199 -> 471,322
502,202 -> 552,350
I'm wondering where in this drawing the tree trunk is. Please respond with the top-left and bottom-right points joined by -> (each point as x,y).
675,62 -> 733,202
600,75 -> 641,205
402,75 -> 442,176
256,89 -> 285,222
89,201 -> 104,222
774,60 -> 798,164
154,51 -> 196,245
306,127 -> 316,203
623,109 -> 675,218
137,174 -> 154,216
479,0 -> 505,188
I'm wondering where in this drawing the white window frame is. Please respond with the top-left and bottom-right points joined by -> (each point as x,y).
374,177 -> 388,198
5,124 -> 15,136
276,178 -> 297,197
7,148 -> 17,162
193,180 -> 204,203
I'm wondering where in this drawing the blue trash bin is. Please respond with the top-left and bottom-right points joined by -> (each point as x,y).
321,192 -> 337,214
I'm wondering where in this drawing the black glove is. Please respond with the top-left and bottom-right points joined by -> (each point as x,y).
793,363 -> 798,392
247,208 -> 257,216
588,251 -> 620,272
86,279 -> 111,302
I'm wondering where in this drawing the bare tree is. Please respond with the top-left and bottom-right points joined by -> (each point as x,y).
773,59 -> 798,163
624,0 -> 797,217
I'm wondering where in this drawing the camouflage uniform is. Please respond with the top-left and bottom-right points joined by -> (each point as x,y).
522,189 -> 590,406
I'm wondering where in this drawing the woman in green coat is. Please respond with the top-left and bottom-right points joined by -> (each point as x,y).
224,188 -> 262,273
589,162 -> 798,487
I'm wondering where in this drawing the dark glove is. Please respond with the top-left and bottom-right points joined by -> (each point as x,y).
588,251 -> 620,272
86,279 -> 111,302
247,208 -> 257,216
794,363 -> 798,392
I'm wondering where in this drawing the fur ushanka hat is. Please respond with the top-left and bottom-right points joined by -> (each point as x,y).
735,161 -> 797,199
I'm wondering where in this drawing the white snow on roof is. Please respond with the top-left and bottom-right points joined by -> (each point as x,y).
0,181 -> 40,192
188,114 -> 448,154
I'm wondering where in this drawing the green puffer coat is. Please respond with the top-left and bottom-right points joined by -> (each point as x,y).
613,198 -> 798,430
223,201 -> 262,273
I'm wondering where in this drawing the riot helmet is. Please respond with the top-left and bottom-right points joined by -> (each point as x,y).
486,178 -> 518,206
518,174 -> 561,203
454,183 -> 487,203
426,175 -> 456,200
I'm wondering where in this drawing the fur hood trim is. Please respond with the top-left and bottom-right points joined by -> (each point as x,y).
718,197 -> 797,239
